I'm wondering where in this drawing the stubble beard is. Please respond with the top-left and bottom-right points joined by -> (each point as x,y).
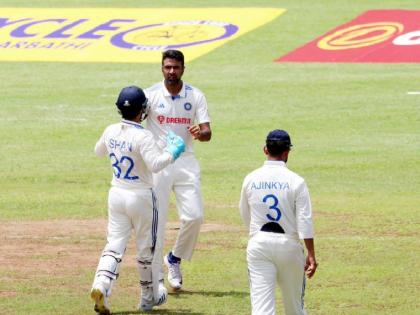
165,76 -> 182,86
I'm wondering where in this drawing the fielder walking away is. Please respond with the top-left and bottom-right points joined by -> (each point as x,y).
239,129 -> 318,315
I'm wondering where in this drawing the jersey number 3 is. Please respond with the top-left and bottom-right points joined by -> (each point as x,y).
110,153 -> 139,180
263,194 -> 282,222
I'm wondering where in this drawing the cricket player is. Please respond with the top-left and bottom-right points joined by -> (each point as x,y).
90,85 -> 185,314
145,49 -> 211,290
239,129 -> 318,315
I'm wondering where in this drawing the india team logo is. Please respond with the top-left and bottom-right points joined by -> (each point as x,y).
184,102 -> 192,111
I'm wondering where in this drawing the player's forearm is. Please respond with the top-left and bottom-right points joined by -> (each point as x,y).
304,238 -> 315,257
145,152 -> 173,173
197,129 -> 211,141
296,183 -> 314,239
190,123 -> 211,141
304,238 -> 318,278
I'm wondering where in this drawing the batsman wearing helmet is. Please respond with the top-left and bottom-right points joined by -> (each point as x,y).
90,86 -> 185,314
239,130 -> 317,315
145,50 -> 211,291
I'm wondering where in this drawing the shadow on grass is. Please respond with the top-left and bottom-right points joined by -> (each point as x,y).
112,310 -> 204,315
111,290 -> 248,314
168,289 -> 248,298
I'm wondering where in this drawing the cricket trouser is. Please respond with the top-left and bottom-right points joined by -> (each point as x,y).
247,231 -> 307,315
153,153 -> 204,261
93,186 -> 158,297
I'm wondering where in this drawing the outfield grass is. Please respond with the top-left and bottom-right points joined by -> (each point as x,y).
0,0 -> 419,314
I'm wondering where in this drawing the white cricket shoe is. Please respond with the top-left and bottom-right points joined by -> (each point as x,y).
155,283 -> 168,306
139,283 -> 168,312
164,254 -> 182,290
90,285 -> 110,315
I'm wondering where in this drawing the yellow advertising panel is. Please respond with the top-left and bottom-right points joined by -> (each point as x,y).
0,8 -> 285,63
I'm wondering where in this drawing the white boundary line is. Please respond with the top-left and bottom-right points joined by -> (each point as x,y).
407,91 -> 420,95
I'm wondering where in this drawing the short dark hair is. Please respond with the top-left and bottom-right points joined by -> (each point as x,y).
162,49 -> 184,66
265,129 -> 292,156
119,107 -> 140,120
266,140 -> 291,156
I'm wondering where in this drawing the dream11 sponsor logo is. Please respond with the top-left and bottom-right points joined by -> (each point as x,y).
157,115 -> 192,125
0,18 -> 239,51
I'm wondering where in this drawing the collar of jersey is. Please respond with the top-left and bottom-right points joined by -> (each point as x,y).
264,160 -> 286,167
162,80 -> 187,99
121,119 -> 143,128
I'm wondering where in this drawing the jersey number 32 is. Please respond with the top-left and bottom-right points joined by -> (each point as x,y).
109,153 -> 139,180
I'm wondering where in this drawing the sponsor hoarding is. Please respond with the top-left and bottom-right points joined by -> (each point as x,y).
276,10 -> 420,63
0,7 -> 284,63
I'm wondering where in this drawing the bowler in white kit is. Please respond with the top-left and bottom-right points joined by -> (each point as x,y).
90,86 -> 185,314
239,129 -> 318,315
145,49 -> 211,291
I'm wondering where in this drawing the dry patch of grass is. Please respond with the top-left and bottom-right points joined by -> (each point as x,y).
0,219 -> 241,291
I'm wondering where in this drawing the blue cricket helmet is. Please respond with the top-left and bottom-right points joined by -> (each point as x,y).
116,85 -> 149,120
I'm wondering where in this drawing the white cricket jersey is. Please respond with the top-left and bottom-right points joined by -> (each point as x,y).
239,161 -> 314,239
95,120 -> 173,189
145,81 -> 210,153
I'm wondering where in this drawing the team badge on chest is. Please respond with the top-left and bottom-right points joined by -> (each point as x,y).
184,102 -> 192,111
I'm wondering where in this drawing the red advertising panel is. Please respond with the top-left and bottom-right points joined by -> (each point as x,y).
276,10 -> 420,63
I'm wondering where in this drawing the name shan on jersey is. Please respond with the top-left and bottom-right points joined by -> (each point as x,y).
108,139 -> 133,152
250,181 -> 290,190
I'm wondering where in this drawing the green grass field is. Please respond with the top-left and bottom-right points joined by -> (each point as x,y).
0,0 -> 419,314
